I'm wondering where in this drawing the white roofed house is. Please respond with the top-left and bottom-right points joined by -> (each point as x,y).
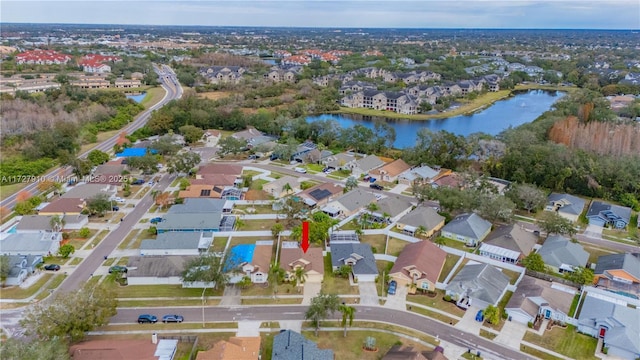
322,188 -> 377,218
4,255 -> 43,286
445,263 -> 510,310
348,154 -> 385,177
395,206 -> 445,239
479,224 -> 538,264
0,232 -> 62,257
139,232 -> 213,256
398,165 -> 441,186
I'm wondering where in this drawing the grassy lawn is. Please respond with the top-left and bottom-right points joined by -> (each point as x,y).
461,352 -> 484,360
212,236 -> 228,252
407,290 -> 466,318
113,285 -> 223,298
242,298 -> 303,305
243,170 -> 262,177
34,274 -> 67,301
479,329 -> 498,340
408,306 -> 459,325
69,257 -> 83,265
438,254 -> 461,282
250,179 -> 269,191
501,269 -> 522,285
241,282 -> 297,297
520,344 -> 564,360
229,236 -> 273,247
360,234 -> 386,254
140,87 -> 166,109
241,219 -> 278,231
339,220 -> 361,231
90,230 -> 109,247
583,245 -> 618,264
118,229 -> 142,250
118,299 -> 220,307
386,237 -> 409,256
0,182 -> 29,200
523,326 -> 598,360
43,255 -> 70,265
1,274 -> 53,299
441,238 -> 477,253
234,205 -> 275,215
322,254 -> 358,295
303,329 -> 433,360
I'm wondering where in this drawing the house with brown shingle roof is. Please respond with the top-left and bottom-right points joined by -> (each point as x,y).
297,182 -> 344,208
370,159 -> 411,183
197,163 -> 243,178
178,184 -> 224,199
69,339 -> 177,360
389,240 -> 447,293
239,241 -> 273,284
38,198 -> 85,216
279,242 -> 324,283
196,336 -> 261,360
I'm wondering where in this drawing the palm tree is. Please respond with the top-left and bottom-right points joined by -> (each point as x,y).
49,215 -> 65,232
269,262 -> 286,298
235,217 -> 245,231
293,267 -> 307,293
305,293 -> 340,336
434,236 -> 446,248
415,225 -> 427,239
281,182 -> 293,197
339,303 -> 356,337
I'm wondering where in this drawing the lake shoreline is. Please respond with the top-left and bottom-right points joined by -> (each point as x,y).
331,84 -> 575,121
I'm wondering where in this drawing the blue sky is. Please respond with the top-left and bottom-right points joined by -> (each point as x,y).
1,1 -> 639,29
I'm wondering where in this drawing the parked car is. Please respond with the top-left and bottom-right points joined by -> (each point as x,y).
137,314 -> 158,324
162,314 -> 184,323
112,206 -> 120,211
294,167 -> 307,173
109,265 -> 128,274
370,184 -> 384,190
114,197 -> 126,203
388,280 -> 397,295
475,310 -> 484,322
248,154 -> 259,160
44,264 -> 61,271
363,175 -> 371,181
150,217 -> 163,224
132,179 -> 145,185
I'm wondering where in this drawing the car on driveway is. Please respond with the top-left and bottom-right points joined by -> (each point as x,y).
114,197 -> 126,203
150,217 -> 163,224
294,167 -> 307,173
388,280 -> 397,295
44,264 -> 61,271
162,314 -> 184,323
475,310 -> 484,322
138,314 -> 158,324
109,265 -> 128,274
112,206 -> 119,211
370,184 -> 384,190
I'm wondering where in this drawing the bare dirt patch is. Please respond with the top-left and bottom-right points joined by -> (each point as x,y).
198,91 -> 233,101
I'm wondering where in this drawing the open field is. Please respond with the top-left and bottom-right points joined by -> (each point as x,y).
197,91 -> 233,101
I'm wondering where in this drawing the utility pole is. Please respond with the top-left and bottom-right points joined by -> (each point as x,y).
201,287 -> 207,328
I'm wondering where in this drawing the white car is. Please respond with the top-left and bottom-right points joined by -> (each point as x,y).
114,197 -> 126,203
294,167 -> 307,174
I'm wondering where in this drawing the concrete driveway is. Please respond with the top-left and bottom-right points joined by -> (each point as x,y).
220,285 -> 241,306
358,281 -> 380,306
494,319 -> 527,349
454,306 -> 482,335
384,284 -> 408,310
302,281 -> 321,305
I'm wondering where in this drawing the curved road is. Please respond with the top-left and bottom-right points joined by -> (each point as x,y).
112,305 -> 533,360
0,65 -> 182,210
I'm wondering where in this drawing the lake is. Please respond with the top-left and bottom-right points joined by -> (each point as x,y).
307,90 -> 566,148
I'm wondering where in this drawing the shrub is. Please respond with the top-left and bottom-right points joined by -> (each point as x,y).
62,232 -> 70,240
78,227 -> 91,238
444,295 -> 452,302
527,321 -> 534,328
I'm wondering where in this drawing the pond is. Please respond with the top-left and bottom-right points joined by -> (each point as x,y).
126,92 -> 147,103
307,90 -> 566,149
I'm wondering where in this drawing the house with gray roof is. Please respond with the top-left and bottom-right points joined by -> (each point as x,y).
126,256 -> 196,286
272,330 -> 333,360
16,214 -> 88,232
441,212 -> 492,247
445,263 -> 510,310
321,152 -> 356,170
398,165 -> 441,185
139,232 -> 213,256
369,195 -> 414,222
586,201 -> 632,229
544,193 -> 586,222
505,275 -> 577,325
156,198 -> 234,233
479,224 -> 538,264
594,253 -> 640,298
0,232 -> 62,256
396,206 -> 445,238
330,241 -> 378,282
349,154 -> 385,176
5,255 -> 42,286
577,295 -> 640,360
323,188 -> 377,217
61,183 -> 117,200
537,235 -> 589,273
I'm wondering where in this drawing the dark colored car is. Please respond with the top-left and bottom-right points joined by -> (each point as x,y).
112,206 -> 120,211
370,184 -> 384,190
162,314 -> 184,323
475,310 -> 484,322
138,314 -> 158,324
132,179 -> 145,185
44,264 -> 61,271
109,265 -> 128,274
388,280 -> 397,295
150,217 -> 163,224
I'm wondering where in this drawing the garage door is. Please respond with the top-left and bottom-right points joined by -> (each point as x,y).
507,310 -> 532,325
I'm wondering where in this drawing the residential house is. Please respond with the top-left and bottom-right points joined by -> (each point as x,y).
4,255 -> 43,286
200,66 -> 245,84
15,214 -> 88,232
370,159 -> 411,183
126,256 -> 196,286
545,193 -> 586,223
537,235 -> 589,273
348,155 -> 385,177
291,141 -> 317,162
272,330 -> 333,360
369,196 -> 414,223
231,126 -> 276,149
94,162 -> 127,185
265,68 -> 299,83
139,232 -> 213,256
15,49 -> 71,65
322,152 -> 356,171
196,337 -> 261,360
156,198 -> 235,233
0,232 -> 62,256
431,172 -> 463,189
114,78 -> 141,88
330,240 -> 378,282
279,241 -> 324,283
577,295 -> 640,360
594,253 -> 640,298
479,224 -> 538,264
69,339 -> 178,360
382,345 -> 448,360
304,148 -> 333,164
389,240 -> 447,293
398,165 -> 441,185
197,163 -> 243,178
69,77 -> 110,89
396,206 -> 445,238
38,198 -> 85,216
203,129 -> 221,146
441,212 -> 492,247
445,263 -> 510,310
586,201 -> 632,229
297,182 -> 344,208
505,276 -> 577,325
323,188 -> 377,217
178,184 -> 225,199
61,183 -> 118,200
226,241 -> 273,284
263,176 -> 299,199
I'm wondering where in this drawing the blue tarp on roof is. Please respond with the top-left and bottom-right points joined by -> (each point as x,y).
224,244 -> 255,272
115,148 -> 158,157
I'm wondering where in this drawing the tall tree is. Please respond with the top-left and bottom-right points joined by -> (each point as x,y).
537,211 -> 577,237
483,304 -> 501,325
181,254 -> 229,290
345,176 -> 358,191
293,267 -> 307,293
21,283 -> 117,342
269,261 -> 286,297
167,151 -> 201,175
1,338 -> 70,360
507,183 -> 547,213
305,292 -> 340,336
86,194 -> 112,216
339,303 -> 356,337
49,215 -> 65,232
522,253 -> 546,272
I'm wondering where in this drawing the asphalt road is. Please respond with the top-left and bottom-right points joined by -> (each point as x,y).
0,65 -> 182,210
112,305 -> 533,360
